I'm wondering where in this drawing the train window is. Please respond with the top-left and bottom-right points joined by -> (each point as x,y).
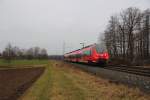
83,50 -> 91,56
95,44 -> 105,53
76,54 -> 81,58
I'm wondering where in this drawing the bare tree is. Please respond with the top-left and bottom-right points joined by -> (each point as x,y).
1,44 -> 49,60
33,47 -> 40,58
0,52 -> 1,56
120,7 -> 142,60
2,43 -> 14,62
101,7 -> 150,65
104,15 -> 120,57
40,48 -> 48,59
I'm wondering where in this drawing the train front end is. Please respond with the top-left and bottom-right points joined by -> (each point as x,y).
91,44 -> 109,65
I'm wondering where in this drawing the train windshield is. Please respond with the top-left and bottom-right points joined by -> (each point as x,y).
95,44 -> 106,53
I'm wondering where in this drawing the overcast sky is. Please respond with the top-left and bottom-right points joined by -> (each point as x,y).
0,0 -> 149,55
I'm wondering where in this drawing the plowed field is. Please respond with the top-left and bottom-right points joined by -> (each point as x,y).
0,67 -> 45,100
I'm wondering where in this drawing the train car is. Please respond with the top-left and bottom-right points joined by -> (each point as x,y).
64,43 -> 109,65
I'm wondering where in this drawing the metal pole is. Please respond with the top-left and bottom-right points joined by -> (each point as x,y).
62,42 -> 65,55
80,43 -> 85,48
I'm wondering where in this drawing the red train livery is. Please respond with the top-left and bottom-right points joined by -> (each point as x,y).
64,43 -> 109,65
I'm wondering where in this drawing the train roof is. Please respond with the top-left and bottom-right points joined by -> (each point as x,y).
65,43 -> 96,55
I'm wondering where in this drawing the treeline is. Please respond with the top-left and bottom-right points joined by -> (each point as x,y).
49,55 -> 63,60
0,43 -> 48,60
102,7 -> 150,65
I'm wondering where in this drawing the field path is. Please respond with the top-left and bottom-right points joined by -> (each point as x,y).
20,61 -> 150,100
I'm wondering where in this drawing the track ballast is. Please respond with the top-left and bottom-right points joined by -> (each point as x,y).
103,65 -> 150,77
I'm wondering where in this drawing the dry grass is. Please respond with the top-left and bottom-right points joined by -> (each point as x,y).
20,60 -> 150,100
55,61 -> 150,100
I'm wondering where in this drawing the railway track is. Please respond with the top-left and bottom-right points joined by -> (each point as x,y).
67,63 -> 150,77
67,62 -> 150,92
103,65 -> 150,77
68,62 -> 150,77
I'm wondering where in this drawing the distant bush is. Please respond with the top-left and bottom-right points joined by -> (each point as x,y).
2,43 -> 48,60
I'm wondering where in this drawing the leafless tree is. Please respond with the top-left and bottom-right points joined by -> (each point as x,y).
2,43 -> 14,62
2,44 -> 48,60
101,7 -> 150,65
40,48 -> 48,59
33,47 -> 40,58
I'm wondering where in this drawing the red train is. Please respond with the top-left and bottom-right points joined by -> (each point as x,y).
64,43 -> 109,65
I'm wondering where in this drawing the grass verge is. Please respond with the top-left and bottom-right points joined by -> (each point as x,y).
0,59 -> 48,68
19,60 -> 150,100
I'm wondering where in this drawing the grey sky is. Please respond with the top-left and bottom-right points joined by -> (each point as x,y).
0,0 -> 149,55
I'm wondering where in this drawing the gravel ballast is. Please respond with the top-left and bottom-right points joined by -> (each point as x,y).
70,63 -> 150,93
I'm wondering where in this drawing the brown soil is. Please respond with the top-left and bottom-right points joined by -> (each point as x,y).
0,67 -> 45,100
